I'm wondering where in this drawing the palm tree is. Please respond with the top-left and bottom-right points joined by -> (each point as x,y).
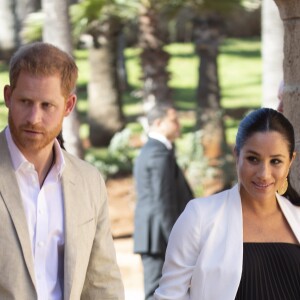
134,0 -> 240,192
42,0 -> 84,157
86,15 -> 125,147
188,0 -> 241,192
71,0 -> 139,146
138,0 -> 194,111
138,0 -> 173,110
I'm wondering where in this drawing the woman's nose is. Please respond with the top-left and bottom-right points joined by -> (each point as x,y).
257,163 -> 270,179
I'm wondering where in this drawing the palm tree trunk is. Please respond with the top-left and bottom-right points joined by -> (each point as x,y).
138,6 -> 172,111
194,15 -> 234,193
88,17 -> 125,147
117,31 -> 130,92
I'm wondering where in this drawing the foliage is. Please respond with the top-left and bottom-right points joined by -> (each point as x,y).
186,0 -> 242,14
20,12 -> 43,43
242,0 -> 261,11
139,0 -> 184,17
21,0 -> 140,45
123,39 -> 261,123
176,131 -> 209,193
176,128 -> 236,197
85,128 -> 138,179
70,0 -> 139,42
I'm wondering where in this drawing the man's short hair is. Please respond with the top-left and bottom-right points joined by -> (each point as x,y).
147,104 -> 175,126
9,42 -> 78,98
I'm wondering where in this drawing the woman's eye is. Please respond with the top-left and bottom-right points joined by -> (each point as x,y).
271,159 -> 282,165
247,156 -> 258,163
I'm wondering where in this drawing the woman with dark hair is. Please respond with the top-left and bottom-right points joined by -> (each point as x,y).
154,108 -> 300,300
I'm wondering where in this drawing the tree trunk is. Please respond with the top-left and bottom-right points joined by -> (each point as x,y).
42,0 -> 84,158
274,0 -> 300,196
138,6 -> 172,111
17,0 -> 41,22
88,17 -> 125,147
194,15 -> 234,194
117,31 -> 130,92
0,0 -> 19,61
262,0 -> 284,109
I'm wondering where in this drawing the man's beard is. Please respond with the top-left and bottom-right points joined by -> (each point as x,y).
8,112 -> 63,152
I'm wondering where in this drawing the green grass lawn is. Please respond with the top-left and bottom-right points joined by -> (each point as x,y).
122,37 -> 261,145
0,37 -> 261,152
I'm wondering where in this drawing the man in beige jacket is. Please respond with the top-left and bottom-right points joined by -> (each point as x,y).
0,42 -> 124,299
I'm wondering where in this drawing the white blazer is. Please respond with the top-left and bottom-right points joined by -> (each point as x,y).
154,184 -> 300,300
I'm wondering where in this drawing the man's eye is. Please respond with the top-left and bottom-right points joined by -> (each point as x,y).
21,99 -> 30,105
42,103 -> 52,109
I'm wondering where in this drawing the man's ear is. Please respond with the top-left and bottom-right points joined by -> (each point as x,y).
152,118 -> 162,127
64,93 -> 77,116
3,85 -> 12,108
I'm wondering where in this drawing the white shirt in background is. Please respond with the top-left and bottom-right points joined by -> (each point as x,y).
148,132 -> 172,150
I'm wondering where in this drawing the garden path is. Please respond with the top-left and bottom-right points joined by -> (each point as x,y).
107,176 -> 144,300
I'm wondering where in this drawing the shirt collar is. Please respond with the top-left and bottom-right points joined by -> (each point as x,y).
5,126 -> 65,177
148,131 -> 172,150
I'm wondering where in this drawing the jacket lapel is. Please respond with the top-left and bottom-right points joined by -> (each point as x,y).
62,154 -> 93,299
62,162 -> 78,299
277,193 -> 300,243
0,131 -> 36,289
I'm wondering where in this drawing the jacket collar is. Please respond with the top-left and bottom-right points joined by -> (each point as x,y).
276,193 -> 300,243
0,130 -> 37,289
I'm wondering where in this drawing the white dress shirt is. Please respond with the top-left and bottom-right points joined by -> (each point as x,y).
148,132 -> 172,150
5,127 -> 65,300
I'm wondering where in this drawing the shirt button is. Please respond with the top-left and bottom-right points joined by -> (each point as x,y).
38,241 -> 44,247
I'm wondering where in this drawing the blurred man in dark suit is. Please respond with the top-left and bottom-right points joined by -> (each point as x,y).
133,104 -> 194,300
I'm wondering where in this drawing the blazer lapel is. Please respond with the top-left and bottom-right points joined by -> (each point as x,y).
62,164 -> 78,299
62,154 -> 94,299
277,194 -> 300,243
0,131 -> 36,289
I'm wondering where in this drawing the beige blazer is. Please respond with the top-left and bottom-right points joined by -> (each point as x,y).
0,131 -> 124,300
155,184 -> 300,300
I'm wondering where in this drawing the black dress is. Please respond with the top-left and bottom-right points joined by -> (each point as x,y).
235,243 -> 300,300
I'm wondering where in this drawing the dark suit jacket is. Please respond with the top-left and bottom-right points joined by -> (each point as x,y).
0,130 -> 124,300
133,138 -> 194,255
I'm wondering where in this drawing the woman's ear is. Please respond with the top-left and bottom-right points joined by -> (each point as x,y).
233,146 -> 240,167
290,151 -> 297,168
233,146 -> 238,158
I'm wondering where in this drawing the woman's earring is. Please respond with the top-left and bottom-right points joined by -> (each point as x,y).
277,178 -> 288,195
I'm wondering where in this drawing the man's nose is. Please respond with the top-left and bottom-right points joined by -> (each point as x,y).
27,105 -> 42,124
